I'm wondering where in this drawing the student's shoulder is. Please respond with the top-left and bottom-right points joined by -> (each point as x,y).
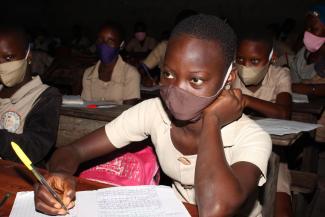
229,114 -> 271,141
121,58 -> 140,77
83,62 -> 99,77
268,65 -> 291,79
126,98 -> 169,122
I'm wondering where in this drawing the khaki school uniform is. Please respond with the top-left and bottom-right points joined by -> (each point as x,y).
234,65 -> 292,195
0,76 -> 48,134
105,98 -> 272,216
126,36 -> 157,53
142,40 -> 168,70
81,56 -> 140,104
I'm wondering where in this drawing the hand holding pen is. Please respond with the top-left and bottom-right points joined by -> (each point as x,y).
11,142 -> 76,215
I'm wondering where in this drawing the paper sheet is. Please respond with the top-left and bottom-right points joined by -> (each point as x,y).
255,118 -> 322,135
9,186 -> 190,217
292,93 -> 309,103
62,95 -> 117,108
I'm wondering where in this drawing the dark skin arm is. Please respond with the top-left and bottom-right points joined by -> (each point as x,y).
34,127 -> 117,215
195,89 -> 262,217
292,83 -> 325,97
243,92 -> 292,119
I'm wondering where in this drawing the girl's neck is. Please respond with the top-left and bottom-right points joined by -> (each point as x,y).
98,58 -> 118,82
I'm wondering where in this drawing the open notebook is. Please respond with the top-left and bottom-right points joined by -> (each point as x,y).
9,185 -> 191,217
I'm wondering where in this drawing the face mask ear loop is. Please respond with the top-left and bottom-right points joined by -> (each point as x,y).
25,45 -> 31,60
268,49 -> 274,62
120,41 -> 125,49
219,63 -> 233,91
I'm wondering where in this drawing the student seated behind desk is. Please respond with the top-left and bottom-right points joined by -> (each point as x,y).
0,26 -> 61,167
81,22 -> 140,105
233,30 -> 293,217
34,15 -> 271,217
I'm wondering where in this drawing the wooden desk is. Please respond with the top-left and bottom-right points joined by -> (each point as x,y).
271,133 -> 303,146
57,105 -> 131,146
0,160 -> 198,217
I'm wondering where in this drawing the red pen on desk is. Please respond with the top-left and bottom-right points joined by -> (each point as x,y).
86,104 -> 116,109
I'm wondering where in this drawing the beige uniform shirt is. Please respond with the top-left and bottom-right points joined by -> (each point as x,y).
142,40 -> 168,70
234,65 -> 292,103
81,56 -> 140,104
234,65 -> 292,195
0,76 -> 48,134
105,98 -> 272,216
126,36 -> 157,53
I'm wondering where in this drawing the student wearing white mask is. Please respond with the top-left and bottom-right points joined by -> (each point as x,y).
234,30 -> 292,120
0,26 -> 62,167
233,30 -> 293,217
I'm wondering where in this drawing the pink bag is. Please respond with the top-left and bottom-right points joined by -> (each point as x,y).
79,145 -> 160,186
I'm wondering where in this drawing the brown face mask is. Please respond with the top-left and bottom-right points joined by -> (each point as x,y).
160,64 -> 233,122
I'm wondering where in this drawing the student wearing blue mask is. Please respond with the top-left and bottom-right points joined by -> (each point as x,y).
0,26 -> 61,167
81,22 -> 140,105
34,15 -> 271,217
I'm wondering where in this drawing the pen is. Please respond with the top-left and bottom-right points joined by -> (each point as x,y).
11,142 -> 70,214
86,104 -> 116,109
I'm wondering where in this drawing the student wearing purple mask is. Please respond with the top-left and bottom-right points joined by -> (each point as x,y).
81,22 -> 140,105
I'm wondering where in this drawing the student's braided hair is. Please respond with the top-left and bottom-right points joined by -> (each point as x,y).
170,14 -> 237,73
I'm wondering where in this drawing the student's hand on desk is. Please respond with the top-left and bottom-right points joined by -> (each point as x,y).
34,173 -> 76,215
203,89 -> 244,127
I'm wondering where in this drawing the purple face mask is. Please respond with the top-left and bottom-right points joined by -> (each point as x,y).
96,44 -> 120,64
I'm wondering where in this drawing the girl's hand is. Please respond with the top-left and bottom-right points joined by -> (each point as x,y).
203,88 -> 245,127
34,173 -> 76,215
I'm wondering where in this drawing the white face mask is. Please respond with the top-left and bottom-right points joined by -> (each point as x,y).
237,49 -> 273,86
0,48 -> 30,87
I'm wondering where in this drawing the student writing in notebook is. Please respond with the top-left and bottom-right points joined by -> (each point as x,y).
34,15 -> 271,217
233,30 -> 293,217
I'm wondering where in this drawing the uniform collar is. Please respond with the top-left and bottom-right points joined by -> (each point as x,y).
86,55 -> 123,80
3,76 -> 44,104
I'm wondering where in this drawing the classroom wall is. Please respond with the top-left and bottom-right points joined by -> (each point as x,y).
1,0 -> 323,41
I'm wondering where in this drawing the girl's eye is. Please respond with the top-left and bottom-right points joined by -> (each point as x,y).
5,56 -> 14,62
190,77 -> 204,85
236,57 -> 244,64
251,58 -> 260,65
162,71 -> 175,79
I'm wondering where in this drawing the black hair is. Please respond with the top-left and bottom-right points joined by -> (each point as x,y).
170,14 -> 236,71
134,22 -> 147,32
99,21 -> 125,42
238,28 -> 274,53
0,25 -> 29,51
174,9 -> 198,26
